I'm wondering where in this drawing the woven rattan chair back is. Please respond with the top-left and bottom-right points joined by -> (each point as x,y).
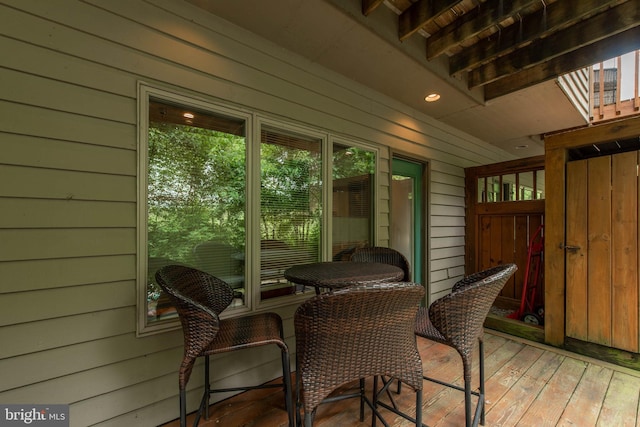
350,246 -> 411,281
425,264 -> 517,354
156,265 -> 233,386
450,264 -> 515,293
155,265 -> 293,427
415,263 -> 517,427
295,282 -> 425,426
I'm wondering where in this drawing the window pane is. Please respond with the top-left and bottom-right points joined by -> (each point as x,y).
536,170 -> 545,199
146,100 -> 246,323
332,144 -> 375,259
260,126 -> 321,300
477,177 -> 486,203
518,171 -> 534,200
502,174 -> 516,201
487,176 -> 500,202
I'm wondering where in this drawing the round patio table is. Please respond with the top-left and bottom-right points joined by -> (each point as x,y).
284,261 -> 404,293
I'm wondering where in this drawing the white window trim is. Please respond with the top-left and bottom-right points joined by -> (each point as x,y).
136,83 -> 253,336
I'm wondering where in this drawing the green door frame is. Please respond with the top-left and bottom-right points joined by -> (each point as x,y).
391,158 -> 424,286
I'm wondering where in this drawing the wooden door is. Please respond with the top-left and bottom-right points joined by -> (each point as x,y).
464,156 -> 545,312
477,213 -> 542,304
565,151 -> 639,352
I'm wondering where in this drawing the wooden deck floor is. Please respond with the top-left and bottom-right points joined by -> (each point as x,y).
160,330 -> 640,426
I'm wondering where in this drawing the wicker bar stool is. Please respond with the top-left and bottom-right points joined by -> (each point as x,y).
416,263 -> 517,427
350,246 -> 414,396
350,246 -> 411,281
155,265 -> 294,427
294,282 -> 425,426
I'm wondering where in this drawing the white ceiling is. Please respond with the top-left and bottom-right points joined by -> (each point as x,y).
187,0 -> 590,158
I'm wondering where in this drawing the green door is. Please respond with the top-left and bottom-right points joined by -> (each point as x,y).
391,158 -> 424,285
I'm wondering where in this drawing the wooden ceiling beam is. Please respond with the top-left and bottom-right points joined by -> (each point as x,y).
426,0 -> 538,60
470,1 -> 640,88
362,0 -> 385,16
398,0 -> 459,41
484,26 -> 640,100
450,0 -> 627,76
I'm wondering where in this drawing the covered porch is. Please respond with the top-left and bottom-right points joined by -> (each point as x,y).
3,1 -> 640,426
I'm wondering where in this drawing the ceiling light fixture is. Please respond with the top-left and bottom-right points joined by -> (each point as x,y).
424,93 -> 441,102
183,112 -> 195,119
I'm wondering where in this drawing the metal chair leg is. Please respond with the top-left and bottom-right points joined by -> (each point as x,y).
464,377 -> 472,427
359,378 -> 366,423
179,389 -> 186,427
415,389 -> 422,427
479,339 -> 485,425
204,355 -> 210,420
371,377 -> 378,427
304,412 -> 313,427
281,349 -> 294,427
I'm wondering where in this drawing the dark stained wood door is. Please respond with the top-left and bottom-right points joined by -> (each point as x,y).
465,156 -> 545,312
478,213 -> 542,304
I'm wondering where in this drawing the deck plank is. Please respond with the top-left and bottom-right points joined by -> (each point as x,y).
487,350 -> 564,426
557,364 -> 613,426
160,331 -> 640,427
483,343 -> 544,417
518,357 -> 587,426
434,336 -> 527,426
597,371 -> 640,426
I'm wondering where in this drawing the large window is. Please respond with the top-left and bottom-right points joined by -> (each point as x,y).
332,143 -> 376,259
137,85 -> 377,334
259,126 -> 322,300
140,96 -> 248,332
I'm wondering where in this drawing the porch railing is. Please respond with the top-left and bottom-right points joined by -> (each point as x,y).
590,50 -> 640,123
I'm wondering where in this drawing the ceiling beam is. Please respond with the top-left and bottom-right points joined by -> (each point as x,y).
470,1 -> 640,88
449,0 -> 627,76
484,26 -> 640,100
362,0 -> 385,16
398,0 -> 459,41
426,0 -> 538,60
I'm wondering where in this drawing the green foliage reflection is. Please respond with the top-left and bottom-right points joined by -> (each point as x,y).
148,123 -> 246,263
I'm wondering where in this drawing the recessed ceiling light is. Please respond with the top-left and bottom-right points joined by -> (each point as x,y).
515,145 -> 529,150
183,112 -> 195,119
424,93 -> 441,102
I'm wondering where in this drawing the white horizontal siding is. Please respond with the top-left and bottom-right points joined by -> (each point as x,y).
0,199 -> 136,229
0,308 -> 134,359
0,331 -> 182,393
0,281 -> 133,327
0,228 -> 136,261
2,133 -> 136,175
1,67 -> 135,124
0,255 -> 135,293
428,160 -> 467,305
0,165 -> 136,201
1,101 -> 136,149
0,0 -> 516,425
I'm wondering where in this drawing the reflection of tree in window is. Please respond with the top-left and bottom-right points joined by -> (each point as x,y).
260,128 -> 321,250
146,100 -> 246,319
332,144 -> 375,257
259,128 -> 321,298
